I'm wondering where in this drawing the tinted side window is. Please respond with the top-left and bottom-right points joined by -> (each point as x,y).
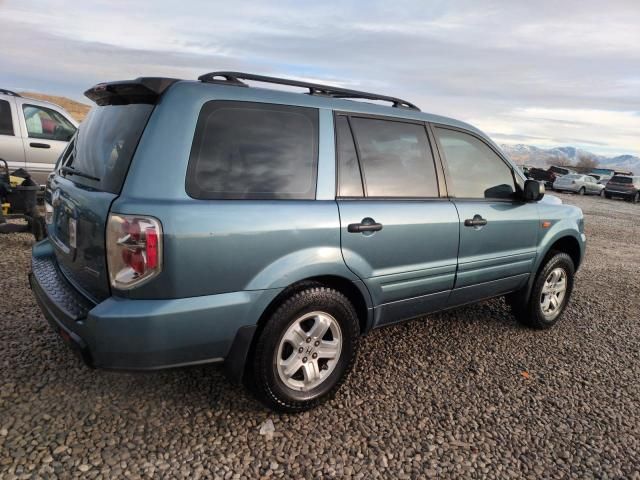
350,117 -> 438,197
187,102 -> 318,200
22,104 -> 76,141
435,128 -> 515,199
336,116 -> 363,197
0,99 -> 13,136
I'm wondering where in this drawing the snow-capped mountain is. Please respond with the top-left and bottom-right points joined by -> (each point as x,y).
500,144 -> 640,173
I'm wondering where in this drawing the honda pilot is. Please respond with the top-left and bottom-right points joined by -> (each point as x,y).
30,72 -> 586,412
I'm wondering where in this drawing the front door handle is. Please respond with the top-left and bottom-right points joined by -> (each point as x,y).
464,215 -> 488,228
348,219 -> 383,233
30,142 -> 51,149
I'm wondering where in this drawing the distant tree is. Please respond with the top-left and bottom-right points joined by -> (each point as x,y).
546,154 -> 572,167
576,152 -> 598,170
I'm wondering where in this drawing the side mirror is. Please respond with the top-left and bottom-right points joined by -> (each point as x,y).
523,179 -> 545,202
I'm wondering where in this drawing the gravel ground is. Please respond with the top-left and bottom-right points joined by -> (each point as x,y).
1,193 -> 639,479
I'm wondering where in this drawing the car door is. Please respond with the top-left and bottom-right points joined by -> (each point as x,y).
335,114 -> 460,327
0,97 -> 26,172
432,125 -> 539,306
18,100 -> 76,185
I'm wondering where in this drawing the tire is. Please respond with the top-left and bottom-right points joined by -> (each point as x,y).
507,252 -> 575,329
578,187 -> 585,196
633,192 -> 640,204
247,286 -> 359,412
599,189 -> 605,197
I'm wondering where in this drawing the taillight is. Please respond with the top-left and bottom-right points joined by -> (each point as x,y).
106,214 -> 162,289
44,200 -> 53,224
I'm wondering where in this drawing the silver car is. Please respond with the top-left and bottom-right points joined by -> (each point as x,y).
553,174 -> 605,196
0,89 -> 78,186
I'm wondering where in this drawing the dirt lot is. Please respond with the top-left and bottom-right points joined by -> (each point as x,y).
1,193 -> 639,479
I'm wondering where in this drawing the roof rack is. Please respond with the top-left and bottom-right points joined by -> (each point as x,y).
198,71 -> 420,111
0,89 -> 21,97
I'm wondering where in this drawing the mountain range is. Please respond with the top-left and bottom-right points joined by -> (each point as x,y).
501,144 -> 640,173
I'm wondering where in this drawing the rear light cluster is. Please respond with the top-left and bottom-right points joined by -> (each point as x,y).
106,214 -> 162,289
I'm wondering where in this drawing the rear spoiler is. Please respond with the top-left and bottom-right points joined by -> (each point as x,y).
84,77 -> 178,106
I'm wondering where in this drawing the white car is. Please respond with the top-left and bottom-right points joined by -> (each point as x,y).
0,89 -> 78,186
553,174 -> 605,196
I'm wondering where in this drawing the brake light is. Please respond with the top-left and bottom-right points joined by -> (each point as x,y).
106,214 -> 162,289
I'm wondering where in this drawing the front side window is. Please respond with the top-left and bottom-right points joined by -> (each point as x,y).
435,127 -> 515,199
22,104 -> 76,141
349,117 -> 438,197
187,101 -> 318,200
0,99 -> 13,136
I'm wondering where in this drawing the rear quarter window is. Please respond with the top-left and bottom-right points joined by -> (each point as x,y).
186,101 -> 319,200
0,99 -> 14,135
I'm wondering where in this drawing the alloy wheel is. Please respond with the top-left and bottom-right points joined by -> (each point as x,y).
540,267 -> 567,319
275,311 -> 342,392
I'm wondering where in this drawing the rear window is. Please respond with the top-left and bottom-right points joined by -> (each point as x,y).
59,104 -> 153,194
549,166 -> 569,174
611,176 -> 632,184
564,174 -> 582,179
186,101 -> 318,200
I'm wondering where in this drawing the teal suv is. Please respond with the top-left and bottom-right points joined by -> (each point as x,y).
30,72 -> 586,411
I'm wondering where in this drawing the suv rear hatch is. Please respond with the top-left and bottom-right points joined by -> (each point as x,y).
606,175 -> 634,193
48,102 -> 154,301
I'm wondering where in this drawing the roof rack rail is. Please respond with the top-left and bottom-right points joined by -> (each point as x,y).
0,89 -> 21,97
198,71 -> 420,111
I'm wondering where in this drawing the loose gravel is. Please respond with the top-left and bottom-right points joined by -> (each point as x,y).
1,193 -> 639,479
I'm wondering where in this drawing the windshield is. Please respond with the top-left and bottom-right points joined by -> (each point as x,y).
58,104 -> 154,193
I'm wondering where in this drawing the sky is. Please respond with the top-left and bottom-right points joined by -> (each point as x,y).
1,0 -> 639,157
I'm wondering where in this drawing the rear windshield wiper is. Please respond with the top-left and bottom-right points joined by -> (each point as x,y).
60,166 -> 100,182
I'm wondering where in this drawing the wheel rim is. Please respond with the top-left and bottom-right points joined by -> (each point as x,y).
275,311 -> 342,392
540,268 -> 567,319
579,188 -> 585,195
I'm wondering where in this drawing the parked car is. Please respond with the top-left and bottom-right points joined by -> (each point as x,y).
553,174 -> 605,196
528,167 -> 556,188
0,89 -> 78,186
548,165 -> 575,177
30,72 -> 586,412
604,175 -> 640,203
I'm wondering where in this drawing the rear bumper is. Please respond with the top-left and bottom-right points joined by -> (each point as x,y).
30,239 -> 278,371
604,189 -> 633,198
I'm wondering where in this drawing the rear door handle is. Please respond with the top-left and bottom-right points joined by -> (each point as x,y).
30,142 -> 51,149
464,215 -> 488,228
348,220 -> 383,233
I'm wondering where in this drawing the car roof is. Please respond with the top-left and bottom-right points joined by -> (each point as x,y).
168,80 -> 490,140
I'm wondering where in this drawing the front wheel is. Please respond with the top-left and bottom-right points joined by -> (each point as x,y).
599,189 -> 605,197
578,187 -> 585,195
507,252 -> 575,329
247,286 -> 359,412
633,192 -> 640,204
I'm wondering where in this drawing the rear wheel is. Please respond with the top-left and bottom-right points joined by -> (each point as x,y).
247,286 -> 359,412
507,252 -> 575,329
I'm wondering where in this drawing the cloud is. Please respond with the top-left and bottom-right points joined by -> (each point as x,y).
1,0 -> 638,156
